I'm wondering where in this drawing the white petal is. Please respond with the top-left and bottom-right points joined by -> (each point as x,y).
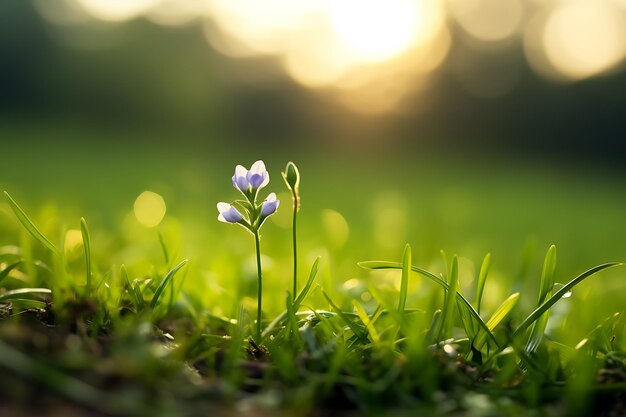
250,160 -> 266,174
217,202 -> 230,213
235,165 -> 248,178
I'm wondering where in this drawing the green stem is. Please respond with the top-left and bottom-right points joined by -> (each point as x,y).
292,207 -> 298,295
254,231 -> 263,340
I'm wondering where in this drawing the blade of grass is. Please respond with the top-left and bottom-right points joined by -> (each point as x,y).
476,253 -> 491,314
321,288 -> 368,344
525,245 -> 557,354
457,300 -> 477,340
150,259 -> 188,309
474,292 -> 520,350
397,244 -> 411,315
4,191 -> 58,255
425,309 -> 442,343
0,288 -> 51,301
438,255 -> 459,341
293,256 -> 321,309
359,260 -> 498,347
6,299 -> 48,309
486,292 -> 520,333
285,292 -> 303,348
0,260 -> 23,285
158,231 -> 170,266
514,262 -> 622,338
80,217 -> 92,296
353,301 -> 380,344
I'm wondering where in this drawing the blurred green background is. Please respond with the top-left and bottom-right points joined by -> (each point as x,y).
1,0 -> 625,334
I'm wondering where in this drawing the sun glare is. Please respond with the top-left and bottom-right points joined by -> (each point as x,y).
328,0 -> 422,62
447,0 -> 524,42
46,0 -> 626,112
542,1 -> 626,80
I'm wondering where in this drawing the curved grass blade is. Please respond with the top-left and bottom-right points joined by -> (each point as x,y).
150,259 -> 188,308
474,292 -> 520,350
5,298 -> 48,309
539,246 -> 557,303
513,262 -> 622,338
0,288 -> 51,301
4,192 -> 58,255
425,309 -> 442,343
293,257 -> 320,309
476,253 -> 491,314
457,300 -> 476,340
359,260 -> 498,346
438,255 -> 459,341
80,218 -> 92,296
486,292 -> 520,332
285,292 -> 303,348
321,288 -> 368,344
525,245 -> 556,354
0,261 -> 23,285
398,244 -> 411,315
353,301 -> 381,344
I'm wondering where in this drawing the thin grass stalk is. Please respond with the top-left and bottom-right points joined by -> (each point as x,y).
254,231 -> 263,340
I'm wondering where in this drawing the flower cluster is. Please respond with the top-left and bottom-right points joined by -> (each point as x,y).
217,160 -> 279,232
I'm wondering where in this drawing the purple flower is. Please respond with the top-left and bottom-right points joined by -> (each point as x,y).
260,192 -> 279,218
232,165 -> 250,193
247,160 -> 270,190
231,160 -> 270,194
217,202 -> 244,223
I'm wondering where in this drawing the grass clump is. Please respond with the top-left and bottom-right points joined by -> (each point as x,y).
0,162 -> 624,417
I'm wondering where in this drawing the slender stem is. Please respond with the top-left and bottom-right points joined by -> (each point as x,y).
292,207 -> 298,296
254,231 -> 263,340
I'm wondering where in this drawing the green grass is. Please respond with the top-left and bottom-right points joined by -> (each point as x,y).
0,129 -> 625,416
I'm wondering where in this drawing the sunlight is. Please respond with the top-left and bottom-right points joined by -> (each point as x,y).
446,0 -> 524,43
43,0 -> 626,111
206,0 -> 320,56
328,0 -> 422,62
542,0 -> 626,80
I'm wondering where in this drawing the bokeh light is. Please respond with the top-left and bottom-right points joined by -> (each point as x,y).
321,209 -> 350,249
26,0 -> 626,110
134,191 -> 167,228
64,229 -> 84,259
328,0 -> 421,63
447,0 -> 524,42
542,0 -> 626,80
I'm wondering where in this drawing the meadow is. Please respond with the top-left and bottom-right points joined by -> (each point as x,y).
0,126 -> 625,416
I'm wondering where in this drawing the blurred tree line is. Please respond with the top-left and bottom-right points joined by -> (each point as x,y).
1,0 -> 625,161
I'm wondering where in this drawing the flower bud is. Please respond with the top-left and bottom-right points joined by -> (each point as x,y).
282,161 -> 300,192
282,161 -> 300,212
217,202 -> 244,223
260,193 -> 279,218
